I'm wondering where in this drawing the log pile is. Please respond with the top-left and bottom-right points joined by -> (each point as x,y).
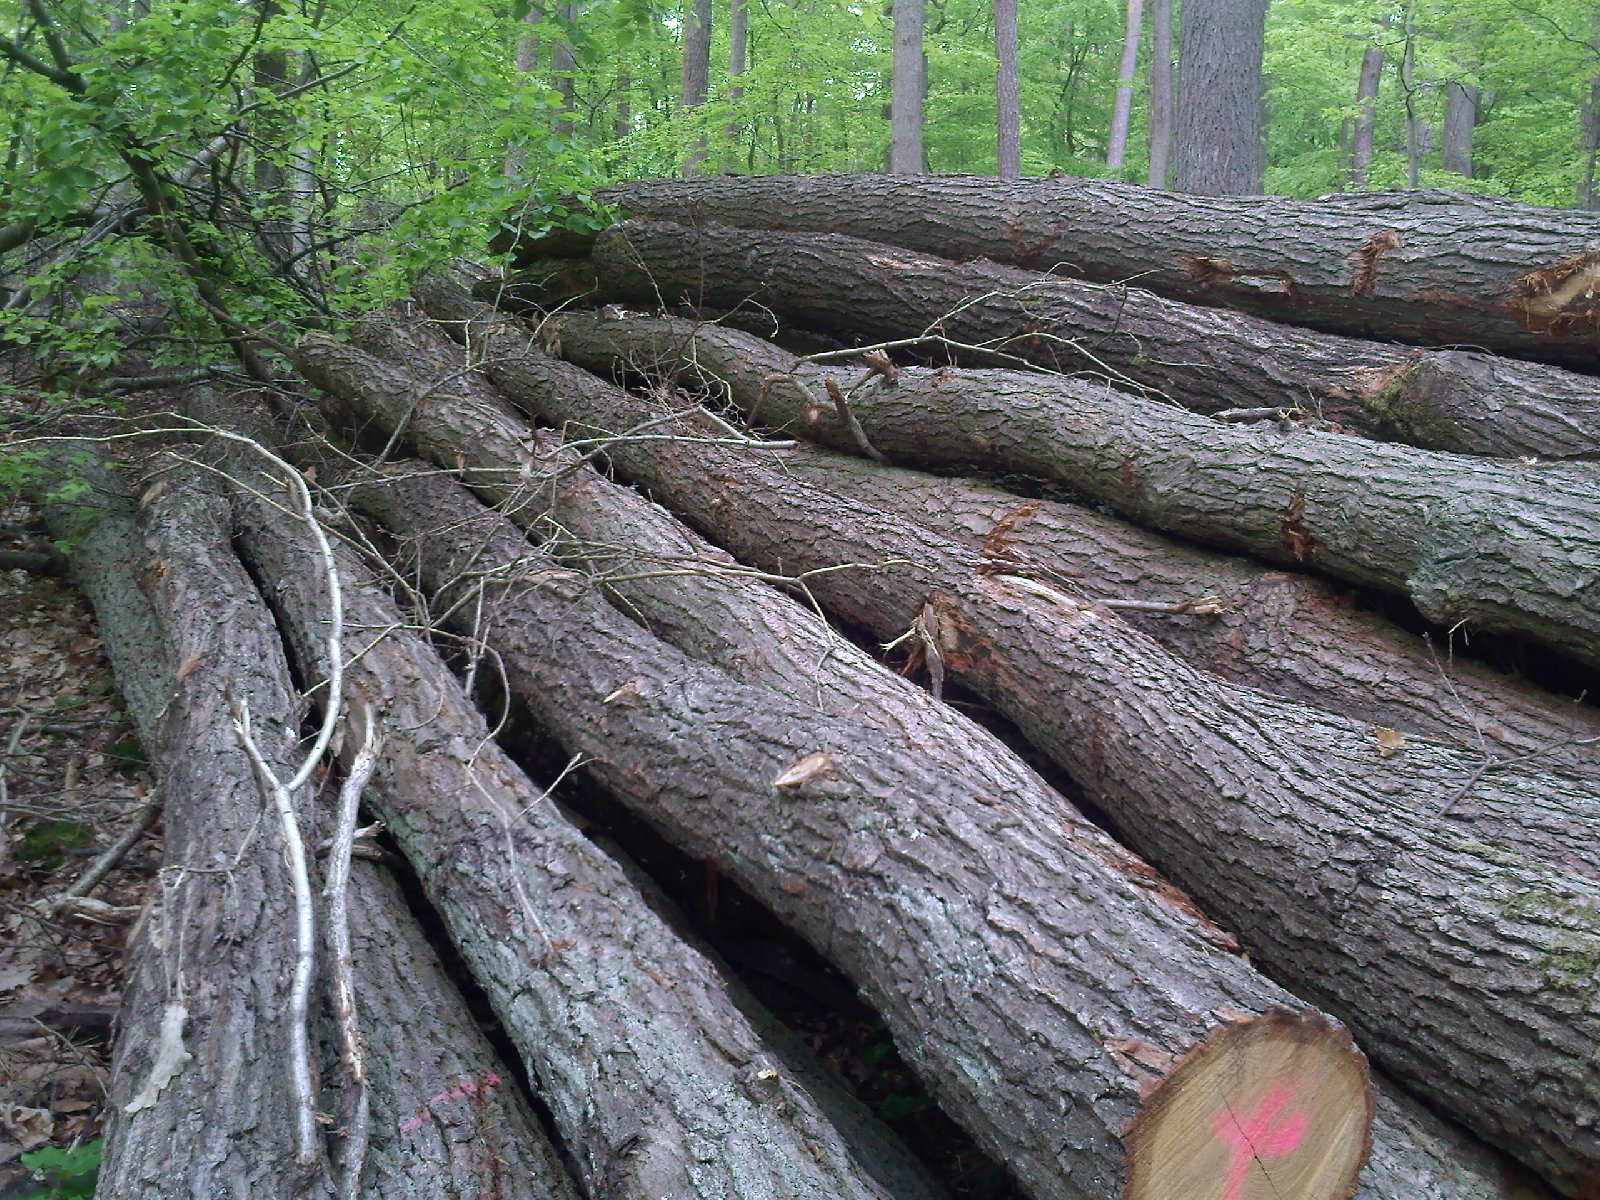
62,178 -> 1600,1200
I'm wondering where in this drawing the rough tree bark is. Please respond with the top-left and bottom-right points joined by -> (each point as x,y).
537,302 -> 1600,670
44,445 -> 579,1199
292,329 -> 1393,1200
994,0 -> 1021,179
206,419 -> 940,1200
1174,0 -> 1267,194
584,217 -> 1600,460
399,295 -> 1600,1196
890,0 -> 926,173
1146,0 -> 1174,186
1442,81 -> 1478,178
513,173 -> 1600,369
1107,0 -> 1144,171
1351,45 -> 1383,187
536,309 -> 1600,777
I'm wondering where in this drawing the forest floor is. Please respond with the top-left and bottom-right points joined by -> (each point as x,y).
0,534 -> 156,1199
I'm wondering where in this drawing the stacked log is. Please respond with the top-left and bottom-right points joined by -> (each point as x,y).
584,218 -> 1600,460
394,285 -> 1600,1198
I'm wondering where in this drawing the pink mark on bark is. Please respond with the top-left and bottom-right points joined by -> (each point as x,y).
1211,1084 -> 1308,1200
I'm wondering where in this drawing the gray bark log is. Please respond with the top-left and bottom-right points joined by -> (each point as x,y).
291,328 -> 1397,1200
1107,0 -> 1144,170
584,217 -> 1600,461
890,0 -> 925,173
210,387 -> 943,1200
1173,0 -> 1267,194
994,0 -> 1020,179
538,303 -> 1600,670
45,445 -> 577,1199
523,173 -> 1600,371
1351,46 -> 1383,187
401,293 -> 1600,1196
540,306 -> 1600,777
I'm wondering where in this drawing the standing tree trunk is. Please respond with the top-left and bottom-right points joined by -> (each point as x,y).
553,1 -> 579,139
726,0 -> 747,160
1442,81 -> 1478,177
1400,8 -> 1423,189
1107,0 -> 1144,170
679,0 -> 712,173
890,0 -> 925,173
505,3 -> 544,175
1146,0 -> 1173,186
1351,44 -> 1383,187
1173,0 -> 1267,194
994,0 -> 1021,178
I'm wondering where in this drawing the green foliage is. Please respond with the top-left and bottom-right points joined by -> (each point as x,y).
17,1141 -> 102,1200
15,818 -> 93,868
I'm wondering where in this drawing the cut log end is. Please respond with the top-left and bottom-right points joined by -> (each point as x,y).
1125,1009 -> 1372,1200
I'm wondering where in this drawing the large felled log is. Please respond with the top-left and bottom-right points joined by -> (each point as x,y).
538,304 -> 1600,670
587,218 -> 1600,461
541,309 -> 1600,771
44,447 -> 577,1199
198,404 -> 939,1200
296,332 -> 1386,1200
393,300 -> 1600,1197
503,175 -> 1600,371
302,322 -> 1559,1200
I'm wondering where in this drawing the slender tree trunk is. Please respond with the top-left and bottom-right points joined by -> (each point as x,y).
679,0 -> 711,173
1174,0 -> 1267,194
1145,0 -> 1173,184
1442,80 -> 1478,177
1401,12 -> 1423,189
1106,0 -> 1144,170
1583,72 -> 1600,209
726,0 -> 747,158
615,70 -> 632,138
1351,45 -> 1383,187
994,0 -> 1021,178
504,3 -> 543,176
890,0 -> 925,173
553,1 -> 579,139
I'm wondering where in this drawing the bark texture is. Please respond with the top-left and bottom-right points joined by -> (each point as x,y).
679,0 -> 712,173
537,173 -> 1600,370
399,296 -> 1600,1196
544,294 -> 1600,671
61,467 -> 338,1200
289,328 -> 1402,1200
586,217 -> 1600,461
216,410 -> 938,1200
1173,0 -> 1268,194
1442,82 -> 1478,178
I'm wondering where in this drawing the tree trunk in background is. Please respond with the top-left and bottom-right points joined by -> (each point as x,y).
890,0 -> 925,173
1174,0 -> 1267,193
727,0 -> 747,157
504,3 -> 543,176
679,0 -> 711,173
1146,0 -> 1173,185
1351,45 -> 1383,186
1401,15 -> 1423,188
1442,81 -> 1478,176
994,0 -> 1021,178
252,4 -> 292,262
1107,0 -> 1144,170
553,2 -> 579,139
1583,73 -> 1600,208
615,70 -> 632,138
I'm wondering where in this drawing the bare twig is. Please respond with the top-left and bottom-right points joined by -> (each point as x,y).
324,705 -> 381,1200
822,376 -> 885,462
